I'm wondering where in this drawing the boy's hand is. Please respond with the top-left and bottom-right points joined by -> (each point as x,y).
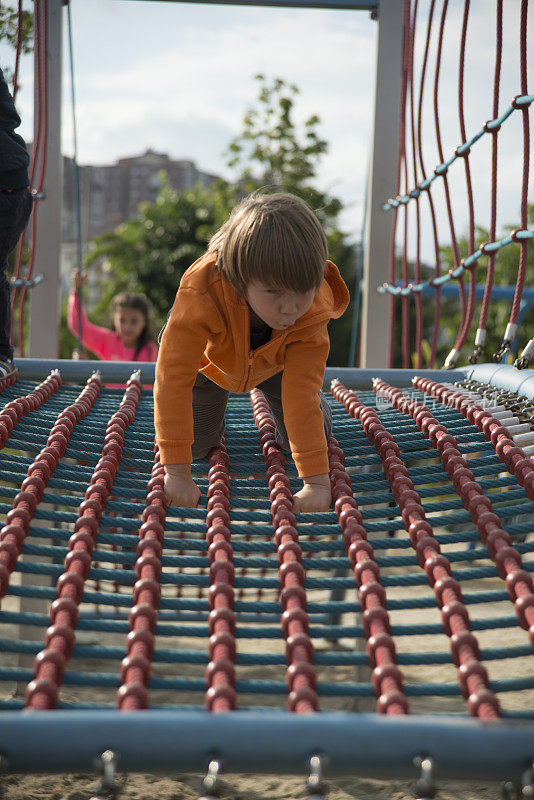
292,473 -> 331,513
164,464 -> 201,508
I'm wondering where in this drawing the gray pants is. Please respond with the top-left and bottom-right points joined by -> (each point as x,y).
192,371 -> 332,460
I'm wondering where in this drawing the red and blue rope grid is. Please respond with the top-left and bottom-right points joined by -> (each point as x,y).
0,365 -> 533,785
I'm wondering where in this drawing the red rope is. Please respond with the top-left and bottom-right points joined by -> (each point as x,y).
26,376 -> 141,710
204,445 -> 238,713
433,0 -> 467,363
414,376 -> 534,649
11,0 -> 24,102
387,0 -> 411,368
452,0 -> 478,361
509,0 -> 530,327
401,193 -> 410,369
250,389 -> 319,714
477,0 -> 503,351
327,392 -> 410,715
416,0 -> 442,368
336,378 -> 499,720
401,0 -> 411,370
408,0 -> 424,369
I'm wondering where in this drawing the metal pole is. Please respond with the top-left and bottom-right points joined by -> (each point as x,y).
29,0 -> 62,358
359,0 -> 404,367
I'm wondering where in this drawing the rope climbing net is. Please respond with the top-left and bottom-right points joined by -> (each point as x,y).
379,0 -> 532,371
0,361 -> 533,796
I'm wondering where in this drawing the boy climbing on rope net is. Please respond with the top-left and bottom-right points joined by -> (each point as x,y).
155,192 -> 349,513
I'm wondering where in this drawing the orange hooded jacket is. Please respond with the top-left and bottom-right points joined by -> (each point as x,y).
154,253 -> 350,477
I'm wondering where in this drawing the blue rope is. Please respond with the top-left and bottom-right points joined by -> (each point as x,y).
2,377 -> 534,720
381,93 -> 533,212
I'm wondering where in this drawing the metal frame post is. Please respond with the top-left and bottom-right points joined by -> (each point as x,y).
29,0 -> 63,358
360,0 -> 404,367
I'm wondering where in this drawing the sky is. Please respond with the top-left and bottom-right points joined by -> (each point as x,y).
3,0 -> 377,240
1,0 -> 533,258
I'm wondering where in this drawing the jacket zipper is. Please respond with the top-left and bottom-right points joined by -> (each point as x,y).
244,306 -> 254,389
246,351 -> 253,387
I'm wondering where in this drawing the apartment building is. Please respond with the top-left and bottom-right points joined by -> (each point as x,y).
61,148 -> 220,243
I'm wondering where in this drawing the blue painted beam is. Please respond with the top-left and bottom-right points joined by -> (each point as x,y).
0,710 -> 532,780
16,358 -> 466,388
16,359 -> 534,396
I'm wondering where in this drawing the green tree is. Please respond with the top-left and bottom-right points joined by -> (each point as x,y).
226,75 -> 356,364
80,76 -> 357,366
81,178 -> 232,332
0,4 -> 33,83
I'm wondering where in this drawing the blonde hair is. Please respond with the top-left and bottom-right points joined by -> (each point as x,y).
207,193 -> 328,296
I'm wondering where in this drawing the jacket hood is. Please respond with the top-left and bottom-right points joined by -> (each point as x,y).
316,260 -> 351,321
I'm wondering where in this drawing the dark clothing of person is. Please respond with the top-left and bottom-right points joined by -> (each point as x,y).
249,308 -> 272,351
0,68 -> 32,360
191,308 -> 330,460
0,188 -> 33,359
0,68 -> 30,190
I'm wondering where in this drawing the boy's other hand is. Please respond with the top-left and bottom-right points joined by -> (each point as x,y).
292,473 -> 331,513
164,464 -> 201,508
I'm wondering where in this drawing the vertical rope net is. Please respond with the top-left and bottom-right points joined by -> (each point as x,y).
380,0 -> 532,371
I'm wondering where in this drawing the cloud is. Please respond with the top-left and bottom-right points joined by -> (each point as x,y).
52,3 -> 375,239
4,0 -> 531,257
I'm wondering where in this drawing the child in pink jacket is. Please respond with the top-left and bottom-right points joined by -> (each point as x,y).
68,270 -> 158,362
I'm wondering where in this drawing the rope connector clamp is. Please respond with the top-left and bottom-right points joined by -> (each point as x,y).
411,756 -> 437,799
493,341 -> 512,363
469,345 -> 483,364
199,758 -> 223,800
306,754 -> 329,799
521,759 -> 534,798
90,750 -> 121,800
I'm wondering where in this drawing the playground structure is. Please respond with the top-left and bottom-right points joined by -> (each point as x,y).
1,0 -> 534,798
